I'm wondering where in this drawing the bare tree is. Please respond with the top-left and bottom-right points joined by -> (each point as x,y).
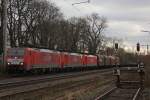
7,0 -> 63,48
1,0 -> 107,55
7,0 -> 32,47
68,17 -> 86,52
55,17 -> 87,52
83,13 -> 107,54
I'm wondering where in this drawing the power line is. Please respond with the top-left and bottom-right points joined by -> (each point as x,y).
72,0 -> 90,5
63,0 -> 82,12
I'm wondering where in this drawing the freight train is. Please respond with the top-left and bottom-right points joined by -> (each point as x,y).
6,48 -> 119,72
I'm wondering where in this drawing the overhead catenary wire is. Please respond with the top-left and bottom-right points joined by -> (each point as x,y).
51,0 -> 93,17
63,0 -> 82,12
72,0 -> 90,5
50,0 -> 80,12
70,0 -> 91,12
63,0 -> 92,17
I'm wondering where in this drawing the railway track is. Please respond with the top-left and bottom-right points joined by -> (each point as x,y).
95,87 -> 142,100
0,69 -> 112,97
95,65 -> 144,100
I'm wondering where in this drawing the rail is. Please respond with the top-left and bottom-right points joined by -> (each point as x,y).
95,87 -> 117,100
95,87 -> 142,100
0,69 -> 112,89
0,69 -> 112,97
132,88 -> 141,100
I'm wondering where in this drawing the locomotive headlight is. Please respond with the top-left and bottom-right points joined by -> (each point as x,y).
20,62 -> 24,65
7,62 -> 11,65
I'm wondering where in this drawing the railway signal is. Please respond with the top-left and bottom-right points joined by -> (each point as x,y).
115,43 -> 118,50
137,43 -> 140,52
114,43 -> 118,65
114,43 -> 120,87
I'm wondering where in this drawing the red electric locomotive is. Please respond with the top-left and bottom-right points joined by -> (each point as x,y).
7,48 -> 27,70
7,48 -> 62,71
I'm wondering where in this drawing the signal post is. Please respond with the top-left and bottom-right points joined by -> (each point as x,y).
113,43 -> 120,87
114,43 -> 145,88
137,43 -> 145,88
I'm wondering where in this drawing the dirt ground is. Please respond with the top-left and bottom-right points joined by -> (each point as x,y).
144,66 -> 150,87
141,65 -> 150,100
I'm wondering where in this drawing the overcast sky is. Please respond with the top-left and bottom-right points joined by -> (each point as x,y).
50,0 -> 150,52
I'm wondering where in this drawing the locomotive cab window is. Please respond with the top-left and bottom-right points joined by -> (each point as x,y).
7,48 -> 25,57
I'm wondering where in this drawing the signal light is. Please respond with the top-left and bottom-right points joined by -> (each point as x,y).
137,43 -> 140,52
115,43 -> 118,50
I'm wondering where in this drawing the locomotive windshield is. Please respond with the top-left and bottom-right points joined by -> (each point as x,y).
7,48 -> 25,56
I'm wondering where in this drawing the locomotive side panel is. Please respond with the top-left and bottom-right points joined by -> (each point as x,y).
60,52 -> 69,68
82,54 -> 87,67
30,49 -> 60,69
53,52 -> 61,69
24,48 -> 32,70
86,55 -> 97,67
67,53 -> 82,68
